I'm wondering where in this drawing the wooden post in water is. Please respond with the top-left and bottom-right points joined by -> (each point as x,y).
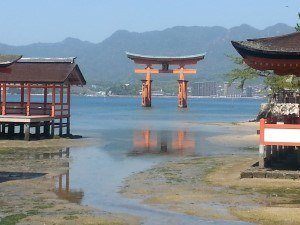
141,67 -> 153,107
177,67 -> 188,108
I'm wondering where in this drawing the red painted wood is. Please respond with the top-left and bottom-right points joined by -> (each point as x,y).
26,84 -> 31,116
51,86 -> 56,117
2,83 -> 7,115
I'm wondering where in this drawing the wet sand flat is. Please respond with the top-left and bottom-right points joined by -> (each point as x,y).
121,122 -> 300,225
0,139 -> 139,225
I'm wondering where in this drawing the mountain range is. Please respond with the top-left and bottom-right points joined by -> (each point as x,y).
0,23 -> 295,84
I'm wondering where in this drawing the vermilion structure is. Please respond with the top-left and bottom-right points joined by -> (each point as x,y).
0,57 -> 86,140
127,52 -> 205,108
232,32 -> 300,168
232,32 -> 300,76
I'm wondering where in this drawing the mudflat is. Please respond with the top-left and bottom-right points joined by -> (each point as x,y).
0,138 -> 139,225
121,122 -> 300,225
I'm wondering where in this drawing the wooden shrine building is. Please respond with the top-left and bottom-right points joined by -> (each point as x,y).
127,52 -> 205,108
0,57 -> 86,141
232,32 -> 300,169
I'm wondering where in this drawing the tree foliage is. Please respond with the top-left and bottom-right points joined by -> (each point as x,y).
226,55 -> 300,95
296,12 -> 300,32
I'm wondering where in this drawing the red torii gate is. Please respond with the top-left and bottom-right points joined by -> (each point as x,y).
127,53 -> 205,108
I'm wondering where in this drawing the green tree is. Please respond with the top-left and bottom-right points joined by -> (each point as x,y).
226,55 -> 299,95
296,13 -> 300,32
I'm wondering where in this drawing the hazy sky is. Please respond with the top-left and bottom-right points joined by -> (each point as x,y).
0,0 -> 299,45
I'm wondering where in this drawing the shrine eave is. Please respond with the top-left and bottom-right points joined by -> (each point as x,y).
231,41 -> 300,76
231,41 -> 300,60
126,52 -> 205,65
0,55 -> 22,67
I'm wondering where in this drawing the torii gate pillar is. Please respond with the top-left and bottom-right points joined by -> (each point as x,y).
177,68 -> 189,108
141,78 -> 152,107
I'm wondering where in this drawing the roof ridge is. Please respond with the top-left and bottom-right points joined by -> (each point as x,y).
19,57 -> 76,63
247,32 -> 300,42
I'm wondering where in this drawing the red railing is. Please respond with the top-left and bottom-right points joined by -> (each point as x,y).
2,102 -> 69,119
260,118 -> 300,147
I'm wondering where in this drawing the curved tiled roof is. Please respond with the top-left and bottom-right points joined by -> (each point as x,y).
0,58 -> 86,85
126,52 -> 205,65
232,32 -> 300,59
0,55 -> 22,67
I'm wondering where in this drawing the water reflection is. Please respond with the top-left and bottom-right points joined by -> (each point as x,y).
53,169 -> 84,204
0,172 -> 46,183
131,130 -> 196,156
37,148 -> 70,160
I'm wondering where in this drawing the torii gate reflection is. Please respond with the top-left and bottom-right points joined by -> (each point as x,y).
126,52 -> 205,108
132,130 -> 196,156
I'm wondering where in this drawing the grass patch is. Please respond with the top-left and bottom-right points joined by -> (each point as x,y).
0,213 -> 27,225
63,215 -> 79,220
33,203 -> 54,209
26,210 -> 39,216
0,148 -> 15,155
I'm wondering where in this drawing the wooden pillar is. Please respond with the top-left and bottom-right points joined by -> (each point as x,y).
51,85 -> 56,117
43,84 -> 48,115
1,123 -> 5,135
0,83 -> 2,115
66,84 -> 71,135
259,145 -> 266,168
178,69 -> 188,108
44,121 -> 50,137
59,85 -> 63,137
26,83 -> 31,116
259,119 -> 266,168
36,123 -> 41,139
51,85 -> 56,137
20,83 -> 25,115
296,147 -> 300,167
265,146 -> 272,167
24,123 -> 30,141
19,124 -> 24,136
8,124 -> 14,139
141,67 -> 152,107
1,83 -> 7,115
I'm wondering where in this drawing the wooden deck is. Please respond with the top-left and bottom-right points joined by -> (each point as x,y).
0,115 -> 53,123
0,115 -> 54,141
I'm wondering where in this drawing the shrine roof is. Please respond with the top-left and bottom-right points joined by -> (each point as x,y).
0,58 -> 86,85
126,52 -> 205,65
232,32 -> 300,59
0,55 -> 22,67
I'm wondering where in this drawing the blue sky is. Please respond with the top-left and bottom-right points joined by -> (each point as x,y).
0,0 -> 299,45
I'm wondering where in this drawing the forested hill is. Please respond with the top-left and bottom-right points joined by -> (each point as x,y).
0,23 -> 294,83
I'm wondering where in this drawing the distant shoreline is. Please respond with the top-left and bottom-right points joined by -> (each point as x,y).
6,92 -> 265,100
83,94 -> 266,100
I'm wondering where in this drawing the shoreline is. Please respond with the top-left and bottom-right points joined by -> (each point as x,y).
82,94 -> 265,100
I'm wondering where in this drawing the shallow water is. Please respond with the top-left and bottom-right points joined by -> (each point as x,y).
55,96 -> 262,224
